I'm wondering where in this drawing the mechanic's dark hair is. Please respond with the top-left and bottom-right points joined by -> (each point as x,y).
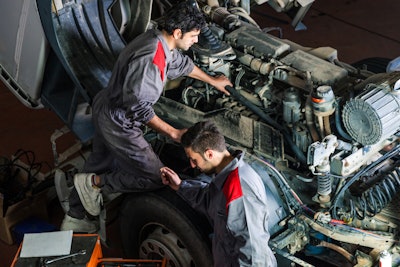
181,121 -> 226,154
160,1 -> 206,35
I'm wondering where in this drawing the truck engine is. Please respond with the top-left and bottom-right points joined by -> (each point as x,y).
151,2 -> 400,266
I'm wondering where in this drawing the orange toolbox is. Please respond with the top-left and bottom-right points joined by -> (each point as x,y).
11,234 -> 167,267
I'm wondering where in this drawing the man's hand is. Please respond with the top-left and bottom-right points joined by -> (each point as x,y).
174,128 -> 188,143
147,115 -> 187,143
210,74 -> 232,96
160,167 -> 182,191
188,66 -> 232,96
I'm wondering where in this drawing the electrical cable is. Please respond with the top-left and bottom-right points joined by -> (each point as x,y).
0,149 -> 49,213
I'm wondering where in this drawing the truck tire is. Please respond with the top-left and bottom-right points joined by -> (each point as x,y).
120,188 -> 213,267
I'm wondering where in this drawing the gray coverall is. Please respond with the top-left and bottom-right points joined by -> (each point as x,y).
68,29 -> 195,218
177,151 -> 277,267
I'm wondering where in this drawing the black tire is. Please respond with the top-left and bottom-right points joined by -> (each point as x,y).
120,188 -> 213,267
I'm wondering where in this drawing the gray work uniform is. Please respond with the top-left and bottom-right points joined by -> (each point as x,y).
177,151 -> 277,267
68,29 -> 194,218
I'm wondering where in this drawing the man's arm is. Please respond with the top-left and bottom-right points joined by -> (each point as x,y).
160,166 -> 182,191
146,114 -> 187,143
239,168 -> 277,266
161,167 -> 211,216
188,65 -> 232,95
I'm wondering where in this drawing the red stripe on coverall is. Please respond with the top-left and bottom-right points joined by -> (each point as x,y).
222,168 -> 243,212
152,41 -> 166,81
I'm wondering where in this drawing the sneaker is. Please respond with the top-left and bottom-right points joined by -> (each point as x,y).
74,173 -> 103,216
54,168 -> 72,213
60,214 -> 98,233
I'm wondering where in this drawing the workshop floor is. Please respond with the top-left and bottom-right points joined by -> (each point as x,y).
1,0 -> 399,266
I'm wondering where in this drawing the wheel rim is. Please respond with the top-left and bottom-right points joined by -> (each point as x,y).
139,226 -> 195,267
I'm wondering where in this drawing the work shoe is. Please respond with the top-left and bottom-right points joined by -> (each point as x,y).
54,168 -> 72,213
74,173 -> 103,216
60,214 -> 98,233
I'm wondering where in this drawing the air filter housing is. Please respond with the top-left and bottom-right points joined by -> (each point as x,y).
342,72 -> 400,145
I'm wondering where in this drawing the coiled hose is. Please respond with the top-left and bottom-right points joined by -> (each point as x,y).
350,166 -> 400,220
331,143 -> 400,219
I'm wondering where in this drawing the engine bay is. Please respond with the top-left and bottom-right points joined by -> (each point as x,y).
152,2 -> 400,266
6,0 -> 398,266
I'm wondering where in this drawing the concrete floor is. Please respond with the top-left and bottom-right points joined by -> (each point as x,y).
1,0 -> 400,266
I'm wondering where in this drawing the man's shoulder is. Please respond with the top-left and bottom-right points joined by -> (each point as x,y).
236,155 -> 265,184
125,29 -> 160,51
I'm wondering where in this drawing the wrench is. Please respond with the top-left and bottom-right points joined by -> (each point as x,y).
44,249 -> 86,265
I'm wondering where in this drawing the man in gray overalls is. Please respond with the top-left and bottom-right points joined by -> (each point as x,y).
161,121 -> 277,266
61,2 -> 232,232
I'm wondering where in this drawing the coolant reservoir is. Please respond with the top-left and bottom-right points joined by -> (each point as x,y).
342,72 -> 400,145
311,85 -> 335,116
